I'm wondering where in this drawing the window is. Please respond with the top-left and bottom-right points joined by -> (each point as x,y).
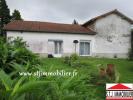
54,41 -> 62,54
48,39 -> 63,55
80,41 -> 90,56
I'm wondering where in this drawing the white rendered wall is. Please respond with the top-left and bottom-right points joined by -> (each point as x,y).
92,14 -> 131,58
7,31 -> 95,56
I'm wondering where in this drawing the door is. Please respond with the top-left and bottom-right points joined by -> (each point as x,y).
79,41 -> 90,56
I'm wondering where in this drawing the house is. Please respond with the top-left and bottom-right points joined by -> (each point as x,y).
4,9 -> 133,58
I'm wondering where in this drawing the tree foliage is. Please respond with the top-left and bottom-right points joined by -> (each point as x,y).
12,9 -> 23,20
0,37 -> 40,73
72,19 -> 78,24
0,0 -> 11,24
0,0 -> 23,36
0,0 -> 11,36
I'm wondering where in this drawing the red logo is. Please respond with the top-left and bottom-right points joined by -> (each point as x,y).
106,83 -> 133,100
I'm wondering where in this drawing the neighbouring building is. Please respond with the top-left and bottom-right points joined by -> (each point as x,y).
4,9 -> 133,58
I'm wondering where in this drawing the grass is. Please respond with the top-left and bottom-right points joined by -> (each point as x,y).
40,57 -> 133,100
1,55 -> 132,100
80,57 -> 133,82
42,57 -> 133,83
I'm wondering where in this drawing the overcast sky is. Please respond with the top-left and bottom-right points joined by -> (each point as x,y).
6,0 -> 133,24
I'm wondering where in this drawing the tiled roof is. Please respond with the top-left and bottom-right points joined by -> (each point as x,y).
4,20 -> 96,35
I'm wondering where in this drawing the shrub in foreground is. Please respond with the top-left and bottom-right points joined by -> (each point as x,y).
0,37 -> 40,73
64,53 -> 90,67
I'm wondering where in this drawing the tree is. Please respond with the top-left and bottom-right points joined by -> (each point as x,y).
0,0 -> 11,35
12,9 -> 22,20
0,0 -> 11,24
72,19 -> 78,25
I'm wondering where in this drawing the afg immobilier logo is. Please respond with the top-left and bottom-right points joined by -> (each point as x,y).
106,83 -> 133,100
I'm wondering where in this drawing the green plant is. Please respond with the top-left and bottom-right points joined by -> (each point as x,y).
0,68 -> 57,100
70,53 -> 79,62
63,54 -> 79,67
64,54 -> 91,67
63,56 -> 71,65
0,37 -> 40,73
71,60 -> 81,67
71,60 -> 90,67
0,65 -> 93,100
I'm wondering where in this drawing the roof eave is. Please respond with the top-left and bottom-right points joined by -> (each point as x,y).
5,29 -> 97,35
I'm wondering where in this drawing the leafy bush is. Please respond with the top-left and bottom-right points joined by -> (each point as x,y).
70,53 -> 79,62
0,37 -> 40,73
0,64 -> 93,100
64,54 -> 91,67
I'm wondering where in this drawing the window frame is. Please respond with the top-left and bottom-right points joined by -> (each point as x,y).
54,41 -> 63,54
48,39 -> 63,57
79,40 -> 91,56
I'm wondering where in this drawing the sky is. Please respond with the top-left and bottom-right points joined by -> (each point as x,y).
6,0 -> 133,24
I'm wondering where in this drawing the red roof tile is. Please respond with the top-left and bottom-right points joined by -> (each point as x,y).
4,20 -> 96,35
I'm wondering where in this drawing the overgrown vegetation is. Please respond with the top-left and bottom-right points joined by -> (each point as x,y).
0,38 -> 101,100
43,57 -> 133,99
64,54 -> 120,84
0,37 -> 132,100
0,37 -> 40,73
64,53 -> 90,67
